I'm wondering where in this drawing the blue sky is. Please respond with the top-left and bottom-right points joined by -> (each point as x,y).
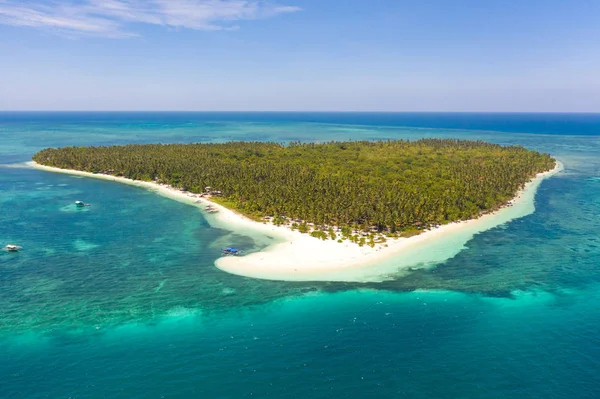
0,0 -> 599,111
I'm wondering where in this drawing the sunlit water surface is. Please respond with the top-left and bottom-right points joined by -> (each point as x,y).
1,112 -> 599,398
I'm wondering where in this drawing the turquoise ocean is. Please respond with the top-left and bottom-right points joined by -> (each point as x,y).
1,112 -> 599,398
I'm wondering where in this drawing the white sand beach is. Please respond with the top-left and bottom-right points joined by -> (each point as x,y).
30,160 -> 563,283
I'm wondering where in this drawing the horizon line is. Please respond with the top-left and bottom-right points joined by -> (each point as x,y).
1,110 -> 600,114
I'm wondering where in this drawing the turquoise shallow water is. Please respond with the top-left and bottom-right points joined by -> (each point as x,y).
1,112 -> 600,398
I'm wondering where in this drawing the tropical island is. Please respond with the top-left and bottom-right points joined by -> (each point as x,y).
32,139 -> 559,282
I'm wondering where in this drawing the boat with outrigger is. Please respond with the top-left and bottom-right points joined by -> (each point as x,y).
221,247 -> 242,256
205,204 -> 219,214
3,244 -> 21,252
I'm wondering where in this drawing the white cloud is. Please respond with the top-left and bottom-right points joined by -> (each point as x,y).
0,0 -> 300,37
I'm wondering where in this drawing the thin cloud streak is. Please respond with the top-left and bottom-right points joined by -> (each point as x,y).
0,0 -> 301,37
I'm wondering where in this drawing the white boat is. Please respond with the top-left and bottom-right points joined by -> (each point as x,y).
4,244 -> 21,252
205,205 -> 219,214
75,201 -> 90,207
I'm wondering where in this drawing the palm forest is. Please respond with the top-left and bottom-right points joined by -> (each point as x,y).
34,139 -> 555,246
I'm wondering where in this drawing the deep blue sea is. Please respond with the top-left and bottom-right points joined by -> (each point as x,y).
1,112 -> 600,398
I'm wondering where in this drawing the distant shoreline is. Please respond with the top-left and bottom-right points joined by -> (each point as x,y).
30,160 -> 563,283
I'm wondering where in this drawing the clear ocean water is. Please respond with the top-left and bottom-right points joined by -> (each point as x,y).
1,112 -> 599,398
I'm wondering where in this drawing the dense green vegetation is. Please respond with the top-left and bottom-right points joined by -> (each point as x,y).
34,140 -> 555,242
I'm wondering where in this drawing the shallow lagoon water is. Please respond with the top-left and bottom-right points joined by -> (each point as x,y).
1,113 -> 600,398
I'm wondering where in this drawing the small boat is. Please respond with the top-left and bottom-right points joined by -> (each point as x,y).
221,247 -> 242,256
75,201 -> 91,207
4,244 -> 21,252
205,205 -> 219,214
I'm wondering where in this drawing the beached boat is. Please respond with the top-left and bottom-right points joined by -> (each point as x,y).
205,205 -> 219,214
4,244 -> 21,252
222,247 -> 242,256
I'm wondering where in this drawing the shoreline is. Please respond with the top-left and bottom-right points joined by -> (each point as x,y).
30,160 -> 563,282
